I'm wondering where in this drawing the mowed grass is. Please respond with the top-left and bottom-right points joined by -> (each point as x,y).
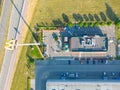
32,0 -> 120,27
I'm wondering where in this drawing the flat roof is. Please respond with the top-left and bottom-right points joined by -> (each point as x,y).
46,80 -> 120,90
70,36 -> 108,52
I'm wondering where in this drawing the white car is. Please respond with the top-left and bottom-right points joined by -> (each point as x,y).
105,60 -> 108,64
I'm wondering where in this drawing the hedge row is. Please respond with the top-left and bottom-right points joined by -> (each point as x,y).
35,20 -> 120,30
39,26 -> 56,30
27,77 -> 30,90
75,21 -> 112,27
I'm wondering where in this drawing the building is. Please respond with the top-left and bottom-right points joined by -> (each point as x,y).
46,80 -> 120,90
70,35 -> 108,52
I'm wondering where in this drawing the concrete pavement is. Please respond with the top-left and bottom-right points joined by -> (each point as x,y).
0,0 -> 28,90
0,0 -> 11,49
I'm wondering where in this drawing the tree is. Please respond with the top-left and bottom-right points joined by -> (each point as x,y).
68,22 -> 73,27
55,36 -> 58,41
107,21 -> 112,26
116,21 -> 120,27
34,23 -> 39,31
89,22 -> 94,27
99,22 -> 105,26
79,22 -> 83,27
83,22 -> 88,27
94,22 -> 99,27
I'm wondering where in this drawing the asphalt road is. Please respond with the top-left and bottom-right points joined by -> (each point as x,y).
36,60 -> 120,90
0,0 -> 11,49
0,0 -> 28,90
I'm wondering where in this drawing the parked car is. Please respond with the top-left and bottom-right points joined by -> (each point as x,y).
101,60 -> 104,63
68,60 -> 71,65
87,60 -> 89,64
75,73 -> 79,78
93,60 -> 95,64
80,61 -> 83,64
68,73 -> 76,79
103,72 -> 106,76
105,60 -> 108,64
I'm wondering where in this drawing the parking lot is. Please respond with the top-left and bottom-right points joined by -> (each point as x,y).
35,60 -> 120,90
43,25 -> 116,59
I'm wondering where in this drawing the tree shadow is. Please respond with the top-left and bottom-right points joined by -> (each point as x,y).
52,18 -> 64,26
105,3 -> 119,23
83,14 -> 89,21
45,22 -> 48,26
77,13 -> 83,22
100,12 -> 107,21
94,14 -> 100,21
40,22 -> 46,26
27,54 -> 34,63
72,13 -> 79,21
88,13 -> 94,21
62,13 -> 69,23
32,32 -> 39,42
72,13 -> 83,22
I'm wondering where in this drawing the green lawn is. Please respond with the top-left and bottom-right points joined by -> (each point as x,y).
28,45 -> 42,59
31,0 -> 120,27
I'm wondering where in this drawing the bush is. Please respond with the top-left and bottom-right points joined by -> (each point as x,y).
94,22 -> 99,27
107,21 -> 112,26
83,22 -> 88,27
27,77 -> 30,90
68,22 -> 73,27
79,22 -> 83,27
116,21 -> 120,27
99,22 -> 105,26
89,22 -> 94,27
55,36 -> 58,41
34,23 -> 39,31
39,26 -> 56,30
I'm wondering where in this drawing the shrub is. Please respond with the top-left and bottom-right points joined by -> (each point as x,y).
83,22 -> 88,27
27,77 -> 30,90
116,21 -> 120,27
79,22 -> 83,27
89,22 -> 94,27
68,22 -> 73,27
99,22 -> 105,26
55,36 -> 58,41
39,26 -> 56,30
107,21 -> 112,26
34,23 -> 39,31
94,22 -> 99,27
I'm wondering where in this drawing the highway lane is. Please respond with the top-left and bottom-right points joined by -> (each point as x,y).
0,0 -> 11,49
0,0 -> 28,90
